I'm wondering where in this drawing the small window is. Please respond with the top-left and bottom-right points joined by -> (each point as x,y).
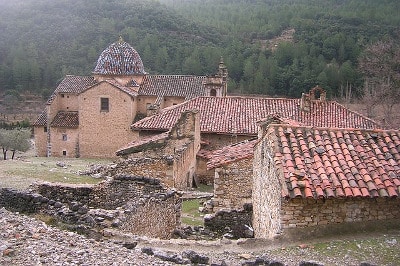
62,150 -> 67,156
101,98 -> 109,112
61,94 -> 65,98
44,127 -> 47,133
62,134 -> 67,141
210,89 -> 217,97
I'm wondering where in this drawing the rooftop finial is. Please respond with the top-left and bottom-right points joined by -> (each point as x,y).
119,36 -> 124,43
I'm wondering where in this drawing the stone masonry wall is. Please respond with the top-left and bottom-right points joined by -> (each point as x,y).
281,197 -> 400,229
106,157 -> 174,188
213,158 -> 253,212
252,137 -> 283,239
174,143 -> 197,189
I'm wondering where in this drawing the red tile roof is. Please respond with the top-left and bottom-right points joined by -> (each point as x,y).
265,125 -> 400,199
116,132 -> 169,156
138,75 -> 207,100
33,110 -> 47,126
207,138 -> 258,169
131,97 -> 380,135
47,76 -> 96,104
50,111 -> 79,128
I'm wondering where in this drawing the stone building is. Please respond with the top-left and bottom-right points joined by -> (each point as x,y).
253,123 -> 400,239
131,88 -> 380,182
33,38 -> 227,158
115,110 -> 200,190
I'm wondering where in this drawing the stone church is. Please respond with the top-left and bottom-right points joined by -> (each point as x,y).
33,38 -> 228,158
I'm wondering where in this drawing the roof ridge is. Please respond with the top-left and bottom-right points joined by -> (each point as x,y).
267,123 -> 397,134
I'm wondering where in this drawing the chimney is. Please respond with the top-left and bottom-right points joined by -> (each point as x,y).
300,92 -> 311,112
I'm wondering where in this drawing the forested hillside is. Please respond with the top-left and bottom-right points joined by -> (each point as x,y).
0,0 -> 399,100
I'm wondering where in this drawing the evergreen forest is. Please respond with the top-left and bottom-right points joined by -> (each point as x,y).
0,0 -> 399,100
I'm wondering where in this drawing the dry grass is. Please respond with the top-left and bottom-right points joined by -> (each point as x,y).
0,148 -> 113,189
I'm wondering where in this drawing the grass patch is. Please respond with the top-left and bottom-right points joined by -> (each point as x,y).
181,199 -> 204,227
0,156 -> 113,189
196,183 -> 213,193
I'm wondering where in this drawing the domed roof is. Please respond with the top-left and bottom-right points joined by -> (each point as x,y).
93,38 -> 146,75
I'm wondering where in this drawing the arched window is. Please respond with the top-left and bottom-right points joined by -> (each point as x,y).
210,89 -> 217,97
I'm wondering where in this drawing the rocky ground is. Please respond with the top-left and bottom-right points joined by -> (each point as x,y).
1,208 -> 399,266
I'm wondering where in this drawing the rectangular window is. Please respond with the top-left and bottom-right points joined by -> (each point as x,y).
62,134 -> 67,141
101,97 -> 109,112
44,127 -> 47,133
62,150 -> 67,156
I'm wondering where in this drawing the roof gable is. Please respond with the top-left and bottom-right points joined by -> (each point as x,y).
265,125 -> 400,199
80,79 -> 138,97
131,96 -> 381,135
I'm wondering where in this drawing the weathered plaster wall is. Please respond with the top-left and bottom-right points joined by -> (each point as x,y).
49,128 -> 79,157
33,126 -> 47,157
57,93 -> 79,111
79,83 -> 137,158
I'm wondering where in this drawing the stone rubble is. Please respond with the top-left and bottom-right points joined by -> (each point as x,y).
0,208 -> 173,266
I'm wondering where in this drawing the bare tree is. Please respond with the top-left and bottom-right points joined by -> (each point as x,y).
358,39 -> 400,128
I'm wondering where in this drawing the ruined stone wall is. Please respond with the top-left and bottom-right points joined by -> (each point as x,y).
108,157 -> 174,188
120,197 -> 180,239
213,158 -> 253,212
13,175 -> 182,239
204,204 -> 253,238
174,143 -> 197,189
196,158 -> 214,185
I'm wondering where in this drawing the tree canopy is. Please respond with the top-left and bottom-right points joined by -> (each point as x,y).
0,0 -> 399,99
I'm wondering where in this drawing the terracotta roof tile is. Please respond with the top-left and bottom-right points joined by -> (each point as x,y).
207,138 -> 258,169
50,111 -> 79,128
139,75 -> 207,100
33,110 -> 47,126
47,75 -> 96,104
265,125 -> 400,199
116,132 -> 169,156
132,97 -> 381,135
